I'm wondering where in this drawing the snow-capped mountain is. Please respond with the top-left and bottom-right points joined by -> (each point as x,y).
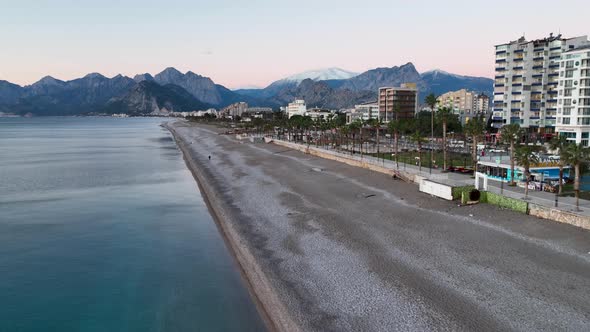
421,69 -> 465,78
280,67 -> 359,83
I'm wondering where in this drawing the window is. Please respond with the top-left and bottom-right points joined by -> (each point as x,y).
565,80 -> 573,87
563,107 -> 572,115
579,118 -> 590,125
563,117 -> 571,124
566,70 -> 574,78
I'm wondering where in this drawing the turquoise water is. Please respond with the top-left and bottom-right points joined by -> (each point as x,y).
0,117 -> 266,332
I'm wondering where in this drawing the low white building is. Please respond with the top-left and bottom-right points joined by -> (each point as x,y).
346,102 -> 379,124
306,107 -> 334,121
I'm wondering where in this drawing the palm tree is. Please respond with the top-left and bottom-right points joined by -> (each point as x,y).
500,123 -> 522,186
425,94 -> 438,172
464,115 -> 486,171
437,107 -> 453,171
548,135 -> 569,194
410,131 -> 427,172
563,143 -> 589,211
348,121 -> 361,155
514,146 -> 540,200
388,120 -> 400,168
368,118 -> 384,158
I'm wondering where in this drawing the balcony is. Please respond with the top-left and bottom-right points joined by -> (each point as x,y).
550,46 -> 562,51
513,66 -> 524,70
494,83 -> 505,87
549,64 -> 560,69
495,59 -> 507,63
532,65 -> 544,70
534,47 -> 545,52
495,67 -> 506,72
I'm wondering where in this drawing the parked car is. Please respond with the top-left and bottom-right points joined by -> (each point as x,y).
547,154 -> 560,161
488,148 -> 506,153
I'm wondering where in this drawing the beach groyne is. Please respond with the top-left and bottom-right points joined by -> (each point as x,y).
165,123 -> 301,332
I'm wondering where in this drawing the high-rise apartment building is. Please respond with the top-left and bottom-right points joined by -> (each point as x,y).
556,45 -> 590,146
492,34 -> 590,138
378,83 -> 418,122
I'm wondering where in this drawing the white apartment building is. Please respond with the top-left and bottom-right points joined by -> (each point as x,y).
437,89 -> 490,124
346,102 -> 379,124
493,34 -> 590,139
556,45 -> 590,146
286,99 -> 307,118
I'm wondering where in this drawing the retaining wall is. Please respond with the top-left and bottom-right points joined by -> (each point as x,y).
528,204 -> 590,230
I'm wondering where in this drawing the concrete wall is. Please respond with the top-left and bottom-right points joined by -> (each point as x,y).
529,204 -> 590,230
419,179 -> 454,201
272,139 -> 437,185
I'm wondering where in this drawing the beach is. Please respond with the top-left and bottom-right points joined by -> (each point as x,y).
166,120 -> 590,331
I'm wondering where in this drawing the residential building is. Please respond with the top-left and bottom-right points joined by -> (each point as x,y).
475,93 -> 490,114
346,102 -> 379,124
556,45 -> 590,146
378,83 -> 418,121
286,99 -> 307,118
437,89 -> 490,124
221,102 -> 248,118
493,33 -> 590,140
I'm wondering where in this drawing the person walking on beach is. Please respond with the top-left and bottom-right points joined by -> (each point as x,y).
208,155 -> 211,161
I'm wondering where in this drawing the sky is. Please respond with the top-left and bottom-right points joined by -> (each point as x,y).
1,0 -> 588,89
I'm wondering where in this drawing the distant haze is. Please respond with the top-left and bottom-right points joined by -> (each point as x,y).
1,0 -> 588,88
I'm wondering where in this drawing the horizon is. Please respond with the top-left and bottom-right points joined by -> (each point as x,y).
1,0 -> 588,88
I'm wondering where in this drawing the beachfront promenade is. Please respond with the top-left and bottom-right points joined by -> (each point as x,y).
273,138 -> 590,218
168,121 -> 590,332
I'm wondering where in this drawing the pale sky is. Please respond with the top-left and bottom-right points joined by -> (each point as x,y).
1,0 -> 588,89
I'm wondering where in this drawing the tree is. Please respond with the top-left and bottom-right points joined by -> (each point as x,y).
563,143 -> 589,211
464,115 -> 486,171
410,131 -> 427,172
437,107 -> 453,171
548,135 -> 568,194
425,94 -> 438,172
514,146 -> 540,200
500,123 -> 523,186
348,120 -> 361,155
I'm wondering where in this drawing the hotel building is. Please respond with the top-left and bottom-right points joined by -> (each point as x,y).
556,45 -> 590,146
493,34 -> 590,138
378,83 -> 418,122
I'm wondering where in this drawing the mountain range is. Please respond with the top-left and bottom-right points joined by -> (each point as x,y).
0,63 -> 492,116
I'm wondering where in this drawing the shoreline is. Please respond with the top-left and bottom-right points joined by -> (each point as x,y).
164,122 -> 300,332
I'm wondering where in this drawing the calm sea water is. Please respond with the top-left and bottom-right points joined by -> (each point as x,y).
0,117 -> 266,332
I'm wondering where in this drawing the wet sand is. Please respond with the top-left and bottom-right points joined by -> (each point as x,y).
166,121 -> 590,332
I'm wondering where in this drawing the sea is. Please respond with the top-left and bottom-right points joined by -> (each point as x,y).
0,117 -> 266,331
